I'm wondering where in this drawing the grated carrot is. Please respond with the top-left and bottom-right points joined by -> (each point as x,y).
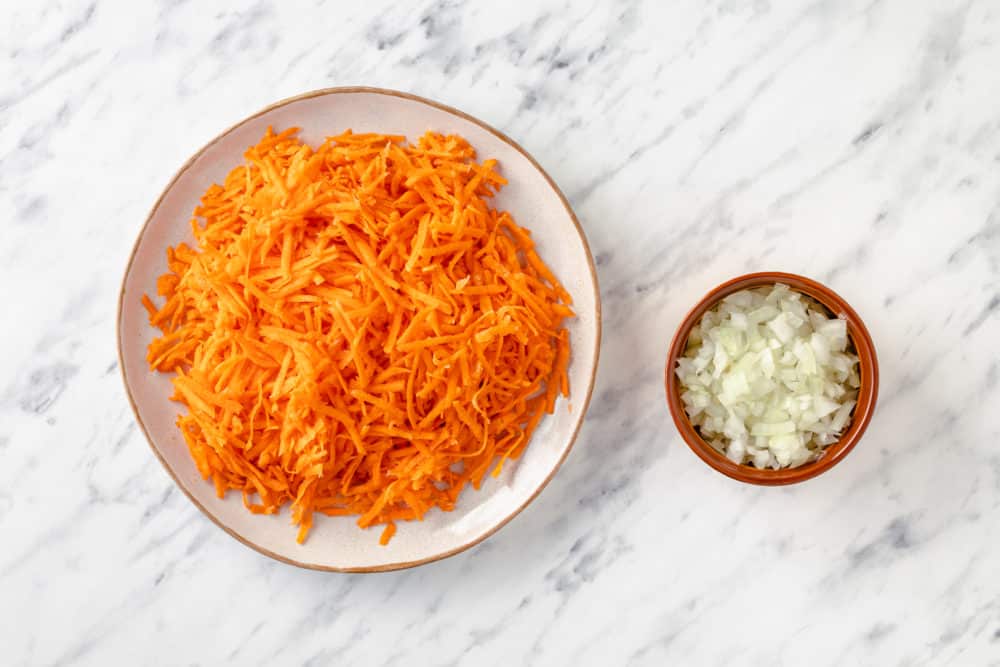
144,127 -> 573,544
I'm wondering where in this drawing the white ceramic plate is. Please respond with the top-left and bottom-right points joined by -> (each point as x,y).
118,88 -> 600,572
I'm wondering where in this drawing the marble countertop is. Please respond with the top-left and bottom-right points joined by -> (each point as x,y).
3,0 -> 999,664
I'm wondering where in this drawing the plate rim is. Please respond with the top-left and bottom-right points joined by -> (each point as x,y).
117,86 -> 602,573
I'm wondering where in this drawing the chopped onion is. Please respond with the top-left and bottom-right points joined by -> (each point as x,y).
677,284 -> 860,469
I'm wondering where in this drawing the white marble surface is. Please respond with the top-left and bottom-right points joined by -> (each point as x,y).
2,0 -> 999,664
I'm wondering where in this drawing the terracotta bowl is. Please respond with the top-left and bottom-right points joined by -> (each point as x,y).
664,272 -> 878,485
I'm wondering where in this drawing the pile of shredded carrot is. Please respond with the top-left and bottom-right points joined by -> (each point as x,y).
144,127 -> 572,545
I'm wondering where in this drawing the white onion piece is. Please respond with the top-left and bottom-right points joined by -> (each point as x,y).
677,284 -> 860,469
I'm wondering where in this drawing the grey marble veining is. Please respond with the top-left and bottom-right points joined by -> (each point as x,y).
2,0 -> 1000,664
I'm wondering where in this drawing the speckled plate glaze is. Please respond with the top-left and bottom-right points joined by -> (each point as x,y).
117,87 -> 601,572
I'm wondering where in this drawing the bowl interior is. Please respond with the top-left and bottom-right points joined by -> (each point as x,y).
665,272 -> 878,485
119,88 -> 600,570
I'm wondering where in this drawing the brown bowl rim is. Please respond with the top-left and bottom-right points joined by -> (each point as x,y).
117,86 -> 603,572
664,271 -> 878,485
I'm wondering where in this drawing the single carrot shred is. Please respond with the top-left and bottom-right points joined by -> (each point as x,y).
379,522 -> 397,546
144,127 -> 573,544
